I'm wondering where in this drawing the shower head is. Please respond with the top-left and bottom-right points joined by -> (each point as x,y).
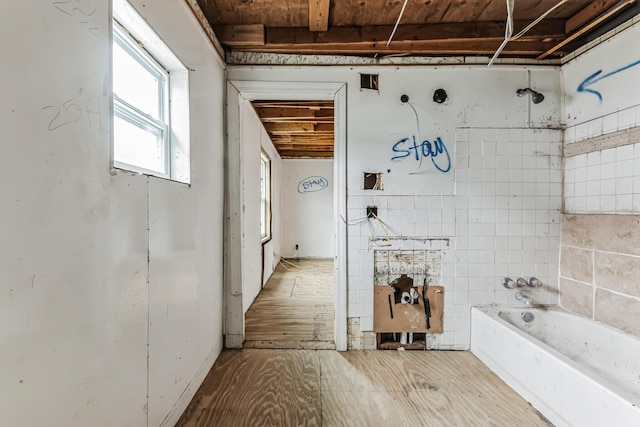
531,91 -> 544,104
516,88 -> 545,104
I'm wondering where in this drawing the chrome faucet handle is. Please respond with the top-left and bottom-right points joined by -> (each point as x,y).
528,277 -> 542,287
502,277 -> 515,289
516,277 -> 528,288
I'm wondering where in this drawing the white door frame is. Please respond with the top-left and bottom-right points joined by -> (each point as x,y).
225,80 -> 348,351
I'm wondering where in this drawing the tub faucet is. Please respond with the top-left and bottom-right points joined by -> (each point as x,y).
515,291 -> 534,306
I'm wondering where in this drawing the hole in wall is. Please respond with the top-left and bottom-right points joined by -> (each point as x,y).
360,73 -> 379,91
364,172 -> 383,190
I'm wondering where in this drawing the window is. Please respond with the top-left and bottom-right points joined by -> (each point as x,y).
260,151 -> 271,242
112,0 -> 190,183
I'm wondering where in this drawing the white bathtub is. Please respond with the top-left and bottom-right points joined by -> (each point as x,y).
471,305 -> 640,427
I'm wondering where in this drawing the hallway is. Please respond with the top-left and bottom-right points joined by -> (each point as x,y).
244,259 -> 335,349
176,349 -> 551,426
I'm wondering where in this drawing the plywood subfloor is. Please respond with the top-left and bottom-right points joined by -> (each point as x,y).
244,259 -> 334,349
177,349 -> 552,427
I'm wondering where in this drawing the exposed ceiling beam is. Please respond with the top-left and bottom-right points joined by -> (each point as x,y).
217,19 -> 565,48
538,0 -> 635,59
565,0 -> 621,33
281,153 -> 334,159
264,122 -> 315,132
275,143 -> 334,149
216,24 -> 264,46
252,101 -> 334,109
253,107 -> 334,119
236,40 -> 564,56
251,100 -> 335,159
309,0 -> 330,32
273,140 -> 334,145
219,20 -> 567,56
264,123 -> 334,131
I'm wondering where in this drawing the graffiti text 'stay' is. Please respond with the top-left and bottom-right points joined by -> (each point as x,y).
391,136 -> 451,173
297,176 -> 329,193
577,58 -> 640,102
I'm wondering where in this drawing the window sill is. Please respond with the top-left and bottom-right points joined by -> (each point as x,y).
110,166 -> 191,186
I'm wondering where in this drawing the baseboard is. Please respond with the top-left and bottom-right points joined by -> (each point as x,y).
160,342 -> 222,427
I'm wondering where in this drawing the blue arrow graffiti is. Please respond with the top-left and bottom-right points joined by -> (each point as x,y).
577,58 -> 640,102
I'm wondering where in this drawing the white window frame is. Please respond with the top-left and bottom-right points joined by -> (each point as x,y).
260,151 -> 272,243
112,0 -> 191,184
113,21 -> 170,177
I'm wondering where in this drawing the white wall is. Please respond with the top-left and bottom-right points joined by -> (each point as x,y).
239,100 -> 282,312
228,65 -> 563,349
562,20 -> 640,214
562,19 -> 640,132
281,159 -> 334,258
0,1 -> 225,426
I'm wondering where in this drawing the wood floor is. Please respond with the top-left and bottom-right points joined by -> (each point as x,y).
244,259 -> 334,349
177,349 -> 552,427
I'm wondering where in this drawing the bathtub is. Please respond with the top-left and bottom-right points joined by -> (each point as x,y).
471,305 -> 640,427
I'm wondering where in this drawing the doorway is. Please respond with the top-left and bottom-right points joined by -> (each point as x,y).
224,81 -> 347,351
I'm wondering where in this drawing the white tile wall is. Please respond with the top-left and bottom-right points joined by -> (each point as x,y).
564,106 -> 640,144
564,142 -> 640,214
347,128 -> 563,350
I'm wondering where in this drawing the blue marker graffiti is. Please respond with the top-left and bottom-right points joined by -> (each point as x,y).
391,136 -> 451,173
297,176 -> 329,193
577,58 -> 640,102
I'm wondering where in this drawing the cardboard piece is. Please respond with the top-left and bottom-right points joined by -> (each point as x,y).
373,285 -> 444,333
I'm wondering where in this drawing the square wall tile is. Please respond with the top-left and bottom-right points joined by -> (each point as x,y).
559,277 -> 594,318
560,246 -> 593,284
594,289 -> 640,337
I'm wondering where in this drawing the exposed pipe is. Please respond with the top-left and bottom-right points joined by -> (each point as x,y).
386,0 -> 409,47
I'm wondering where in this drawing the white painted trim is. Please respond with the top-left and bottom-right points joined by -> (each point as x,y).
226,80 -> 348,351
159,343 -> 222,427
333,84 -> 348,351
224,82 -> 244,348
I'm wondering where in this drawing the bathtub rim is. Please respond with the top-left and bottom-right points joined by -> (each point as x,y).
472,304 -> 640,408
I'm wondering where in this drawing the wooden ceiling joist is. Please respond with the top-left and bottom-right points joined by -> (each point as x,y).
198,0 -> 637,59
264,20 -> 566,44
565,0 -> 622,33
252,100 -> 335,159
216,24 -> 265,46
538,0 -> 636,59
309,0 -> 330,32
217,19 -> 566,56
237,40 -> 565,56
264,123 -> 334,132
278,153 -> 334,158
252,101 -> 334,108
272,140 -> 335,145
276,143 -> 333,149
253,107 -> 334,119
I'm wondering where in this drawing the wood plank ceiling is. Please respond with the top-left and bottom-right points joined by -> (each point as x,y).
252,101 -> 334,159
198,0 -> 639,58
